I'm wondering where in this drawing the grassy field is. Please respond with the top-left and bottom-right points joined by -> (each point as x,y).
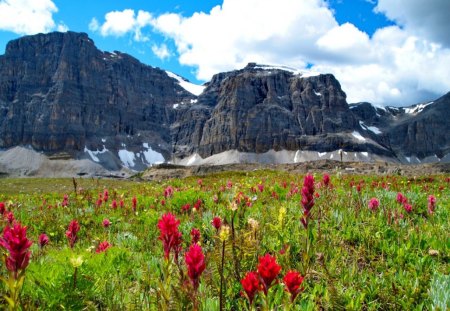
0,171 -> 448,310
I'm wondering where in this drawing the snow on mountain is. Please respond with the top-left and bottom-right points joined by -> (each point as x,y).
165,71 -> 205,96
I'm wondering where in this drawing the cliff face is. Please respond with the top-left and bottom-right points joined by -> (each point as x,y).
0,32 -> 194,160
0,32 -> 448,170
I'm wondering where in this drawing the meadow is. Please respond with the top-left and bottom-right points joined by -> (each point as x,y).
0,170 -> 448,310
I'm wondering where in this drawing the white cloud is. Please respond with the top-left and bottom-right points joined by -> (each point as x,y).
0,0 -> 58,35
152,43 -> 171,60
91,9 -> 153,42
94,0 -> 450,106
376,0 -> 450,48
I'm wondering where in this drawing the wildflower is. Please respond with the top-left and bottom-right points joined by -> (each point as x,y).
323,173 -> 331,187
96,241 -> 111,253
66,220 -> 80,249
96,198 -> 103,207
368,198 -> 380,211
396,192 -> 407,204
257,253 -> 281,295
194,199 -> 202,210
61,194 -> 69,207
182,203 -> 191,212
111,199 -> 118,209
197,179 -> 203,186
132,196 -> 137,212
428,195 -> 436,214
227,180 -> 233,189
119,200 -> 124,208
102,218 -> 111,228
300,174 -> 315,228
191,228 -> 201,244
163,186 -> 174,198
219,225 -> 230,241
248,218 -> 259,230
157,213 -> 182,260
241,271 -> 260,305
6,211 -> 14,224
103,189 -> 109,202
212,216 -> 222,231
404,203 -> 412,213
38,233 -> 49,248
0,201 -> 6,214
185,244 -> 206,290
258,184 -> 264,192
0,223 -> 32,279
283,270 -> 304,302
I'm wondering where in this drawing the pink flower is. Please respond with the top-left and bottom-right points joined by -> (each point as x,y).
241,271 -> 260,305
102,218 -> 111,228
182,203 -> 191,212
157,213 -> 182,260
257,184 -> 264,192
61,194 -> 69,207
283,270 -> 304,302
368,198 -> 380,211
103,189 -> 109,202
6,211 -> 14,224
212,216 -> 222,231
0,223 -> 32,279
38,233 -> 49,248
163,186 -> 174,198
300,174 -> 315,228
119,200 -> 124,208
96,241 -> 111,253
190,228 -> 201,244
404,203 -> 412,213
428,195 -> 436,214
197,179 -> 203,186
111,199 -> 118,209
65,220 -> 80,249
194,199 -> 202,210
396,192 -> 407,204
322,173 -> 331,187
0,201 -> 6,215
185,244 -> 206,290
257,253 -> 281,295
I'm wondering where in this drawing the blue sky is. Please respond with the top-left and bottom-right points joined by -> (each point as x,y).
0,0 -> 449,106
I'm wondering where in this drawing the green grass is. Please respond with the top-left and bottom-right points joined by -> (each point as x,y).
0,172 -> 448,310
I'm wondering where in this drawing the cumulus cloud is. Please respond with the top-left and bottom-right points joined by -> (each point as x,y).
376,0 -> 450,48
93,0 -> 450,106
152,43 -> 171,60
90,9 -> 153,42
0,0 -> 58,35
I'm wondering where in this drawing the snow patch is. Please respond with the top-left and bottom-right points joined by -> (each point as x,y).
190,99 -> 198,104
405,101 -> 433,114
101,138 -> 106,143
118,150 -> 136,168
84,146 -> 108,163
142,143 -> 164,165
314,90 -> 322,96
361,152 -> 368,157
405,156 -> 411,163
359,121 -> 382,134
318,152 -> 327,157
166,71 -> 205,96
173,103 -> 179,109
352,131 -> 366,142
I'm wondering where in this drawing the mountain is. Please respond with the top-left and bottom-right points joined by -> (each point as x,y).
0,32 -> 448,175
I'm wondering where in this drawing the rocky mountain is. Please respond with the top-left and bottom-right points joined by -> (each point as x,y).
0,32 -> 448,175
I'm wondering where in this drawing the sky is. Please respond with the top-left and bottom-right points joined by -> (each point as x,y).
0,0 -> 449,106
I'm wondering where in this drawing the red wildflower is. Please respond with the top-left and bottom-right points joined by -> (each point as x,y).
283,270 -> 304,302
66,220 -> 80,249
300,174 -> 315,228
163,186 -> 174,198
132,196 -> 137,212
258,184 -> 264,192
241,271 -> 260,305
194,199 -> 202,210
182,203 -> 191,212
396,192 -> 407,204
102,218 -> 111,228
119,200 -> 124,208
0,201 -> 6,215
428,195 -> 436,214
157,213 -> 182,260
212,216 -> 222,231
103,189 -> 109,202
0,223 -> 32,279
323,173 -> 331,187
185,244 -> 206,290
257,253 -> 281,294
404,203 -> 412,213
111,199 -> 118,209
191,228 -> 201,244
61,194 -> 69,207
96,198 -> 103,207
368,198 -> 380,211
38,233 -> 49,248
6,211 -> 14,224
96,241 -> 111,253
197,179 -> 203,186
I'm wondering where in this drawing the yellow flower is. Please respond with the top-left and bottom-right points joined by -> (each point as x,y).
248,218 -> 259,230
70,255 -> 84,268
219,225 -> 230,241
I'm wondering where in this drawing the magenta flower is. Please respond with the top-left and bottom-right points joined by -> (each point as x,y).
428,195 -> 436,214
368,198 -> 380,211
0,201 -> 6,215
66,220 -> 80,249
323,173 -> 331,187
0,223 -> 32,279
157,213 -> 182,260
38,233 -> 49,248
185,244 -> 206,290
61,194 -> 69,207
102,218 -> 111,228
96,241 -> 111,253
404,203 -> 412,213
300,174 -> 315,228
111,199 -> 118,209
212,216 -> 222,231
190,228 -> 201,244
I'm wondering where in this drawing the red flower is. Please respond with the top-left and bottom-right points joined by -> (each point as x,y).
182,203 -> 191,212
103,189 -> 109,202
0,223 -> 32,279
185,244 -> 206,290
119,200 -> 124,208
258,184 -> 264,192
368,198 -> 380,211
404,203 -> 412,213
191,228 -> 201,244
212,216 -> 222,231
300,174 -> 315,228
38,233 -> 49,248
283,270 -> 304,302
194,199 -> 202,210
157,213 -> 182,260
6,211 -> 14,224
428,195 -> 436,214
66,220 -> 80,249
61,194 -> 69,207
96,241 -> 111,253
323,173 -> 331,187
241,271 -> 260,305
163,186 -> 174,198
396,192 -> 407,204
111,199 -> 118,209
0,201 -> 6,215
257,253 -> 281,294
132,196 -> 137,212
102,218 -> 111,228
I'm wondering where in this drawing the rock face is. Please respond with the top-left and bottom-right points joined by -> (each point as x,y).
0,32 -> 448,171
0,31 -> 195,167
172,63 -> 389,159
